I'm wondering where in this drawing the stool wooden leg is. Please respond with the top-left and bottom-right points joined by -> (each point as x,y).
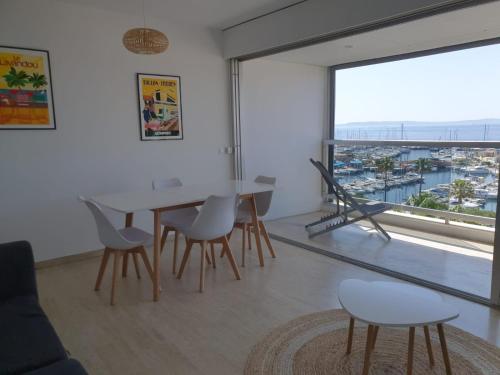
362,325 -> 374,375
437,324 -> 452,375
408,327 -> 415,375
346,318 -> 355,354
423,326 -> 435,367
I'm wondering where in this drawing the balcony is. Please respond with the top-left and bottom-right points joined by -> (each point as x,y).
266,140 -> 499,304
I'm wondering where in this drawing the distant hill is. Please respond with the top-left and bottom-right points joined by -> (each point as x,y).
336,119 -> 500,127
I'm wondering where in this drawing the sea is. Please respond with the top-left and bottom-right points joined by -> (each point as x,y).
334,121 -> 500,212
335,121 -> 500,141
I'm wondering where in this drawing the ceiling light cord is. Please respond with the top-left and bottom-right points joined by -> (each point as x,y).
142,0 -> 146,30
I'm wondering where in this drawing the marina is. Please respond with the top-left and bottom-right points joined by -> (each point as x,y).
334,146 -> 499,212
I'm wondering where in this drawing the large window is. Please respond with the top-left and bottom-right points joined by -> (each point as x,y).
329,42 -> 500,303
332,44 -> 500,216
335,43 -> 500,141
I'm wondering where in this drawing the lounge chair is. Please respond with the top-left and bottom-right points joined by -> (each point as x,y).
307,159 -> 391,240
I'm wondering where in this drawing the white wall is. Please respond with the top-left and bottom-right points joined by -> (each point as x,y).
240,59 -> 327,219
0,0 -> 233,261
223,0 -> 463,58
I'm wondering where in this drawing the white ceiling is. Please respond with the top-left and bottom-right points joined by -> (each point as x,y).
265,1 -> 500,67
55,0 -> 301,29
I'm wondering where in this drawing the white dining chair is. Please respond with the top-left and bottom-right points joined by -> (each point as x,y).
176,194 -> 241,292
152,178 -> 199,274
79,196 -> 154,305
233,175 -> 276,267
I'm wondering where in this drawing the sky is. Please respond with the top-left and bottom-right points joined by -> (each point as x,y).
335,43 -> 500,124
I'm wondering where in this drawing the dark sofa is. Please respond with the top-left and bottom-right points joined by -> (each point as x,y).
0,241 -> 87,375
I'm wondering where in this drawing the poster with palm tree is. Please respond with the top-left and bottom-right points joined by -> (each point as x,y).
0,46 -> 55,129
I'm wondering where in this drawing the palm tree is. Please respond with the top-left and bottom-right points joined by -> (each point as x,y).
28,73 -> 47,89
415,158 -> 432,196
376,156 -> 394,202
450,179 -> 474,204
2,67 -> 29,92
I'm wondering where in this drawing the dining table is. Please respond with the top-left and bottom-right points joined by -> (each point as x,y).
91,180 -> 275,301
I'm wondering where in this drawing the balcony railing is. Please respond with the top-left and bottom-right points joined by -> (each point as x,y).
322,139 -> 500,231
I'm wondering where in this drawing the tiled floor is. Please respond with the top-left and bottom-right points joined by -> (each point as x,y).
266,211 -> 493,299
37,233 -> 499,374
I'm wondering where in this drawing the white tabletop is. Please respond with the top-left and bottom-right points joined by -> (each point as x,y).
338,279 -> 459,327
91,180 -> 274,213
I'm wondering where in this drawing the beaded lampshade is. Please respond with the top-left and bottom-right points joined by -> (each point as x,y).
122,27 -> 169,55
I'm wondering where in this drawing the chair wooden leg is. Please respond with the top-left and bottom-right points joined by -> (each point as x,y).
110,251 -> 121,305
241,223 -> 246,267
173,230 -> 179,274
210,242 -> 216,269
122,251 -> 129,277
437,324 -> 452,375
132,252 -> 141,279
160,227 -> 169,254
205,249 -> 212,265
199,241 -> 207,292
222,236 -> 241,280
177,240 -> 193,279
259,221 -> 276,258
408,327 -> 415,375
346,317 -> 355,354
95,248 -> 111,291
423,326 -> 435,367
138,247 -> 154,282
248,225 -> 252,250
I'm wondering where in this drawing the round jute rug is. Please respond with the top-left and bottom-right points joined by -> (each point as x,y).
244,309 -> 500,375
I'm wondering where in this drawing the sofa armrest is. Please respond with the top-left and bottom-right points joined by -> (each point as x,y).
0,241 -> 38,300
24,359 -> 88,375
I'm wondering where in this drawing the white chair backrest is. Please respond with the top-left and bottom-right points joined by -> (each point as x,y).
152,177 -> 182,191
79,196 -> 134,250
188,194 -> 239,240
254,175 -> 276,217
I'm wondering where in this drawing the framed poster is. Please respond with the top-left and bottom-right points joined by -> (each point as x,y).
137,73 -> 183,141
0,46 -> 56,130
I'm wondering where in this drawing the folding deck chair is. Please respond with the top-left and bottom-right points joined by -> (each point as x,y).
307,159 -> 391,240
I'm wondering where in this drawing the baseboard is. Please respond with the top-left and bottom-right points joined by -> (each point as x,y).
35,248 -> 104,269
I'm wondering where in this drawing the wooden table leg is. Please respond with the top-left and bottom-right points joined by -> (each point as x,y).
362,325 -> 374,375
173,230 -> 179,274
153,209 -> 161,301
437,324 -> 452,375
346,317 -> 355,354
408,327 -> 415,375
372,326 -> 379,349
122,213 -> 134,279
423,326 -> 435,367
249,194 -> 265,267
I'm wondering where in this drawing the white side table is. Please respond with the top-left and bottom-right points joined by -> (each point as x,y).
338,279 -> 459,375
